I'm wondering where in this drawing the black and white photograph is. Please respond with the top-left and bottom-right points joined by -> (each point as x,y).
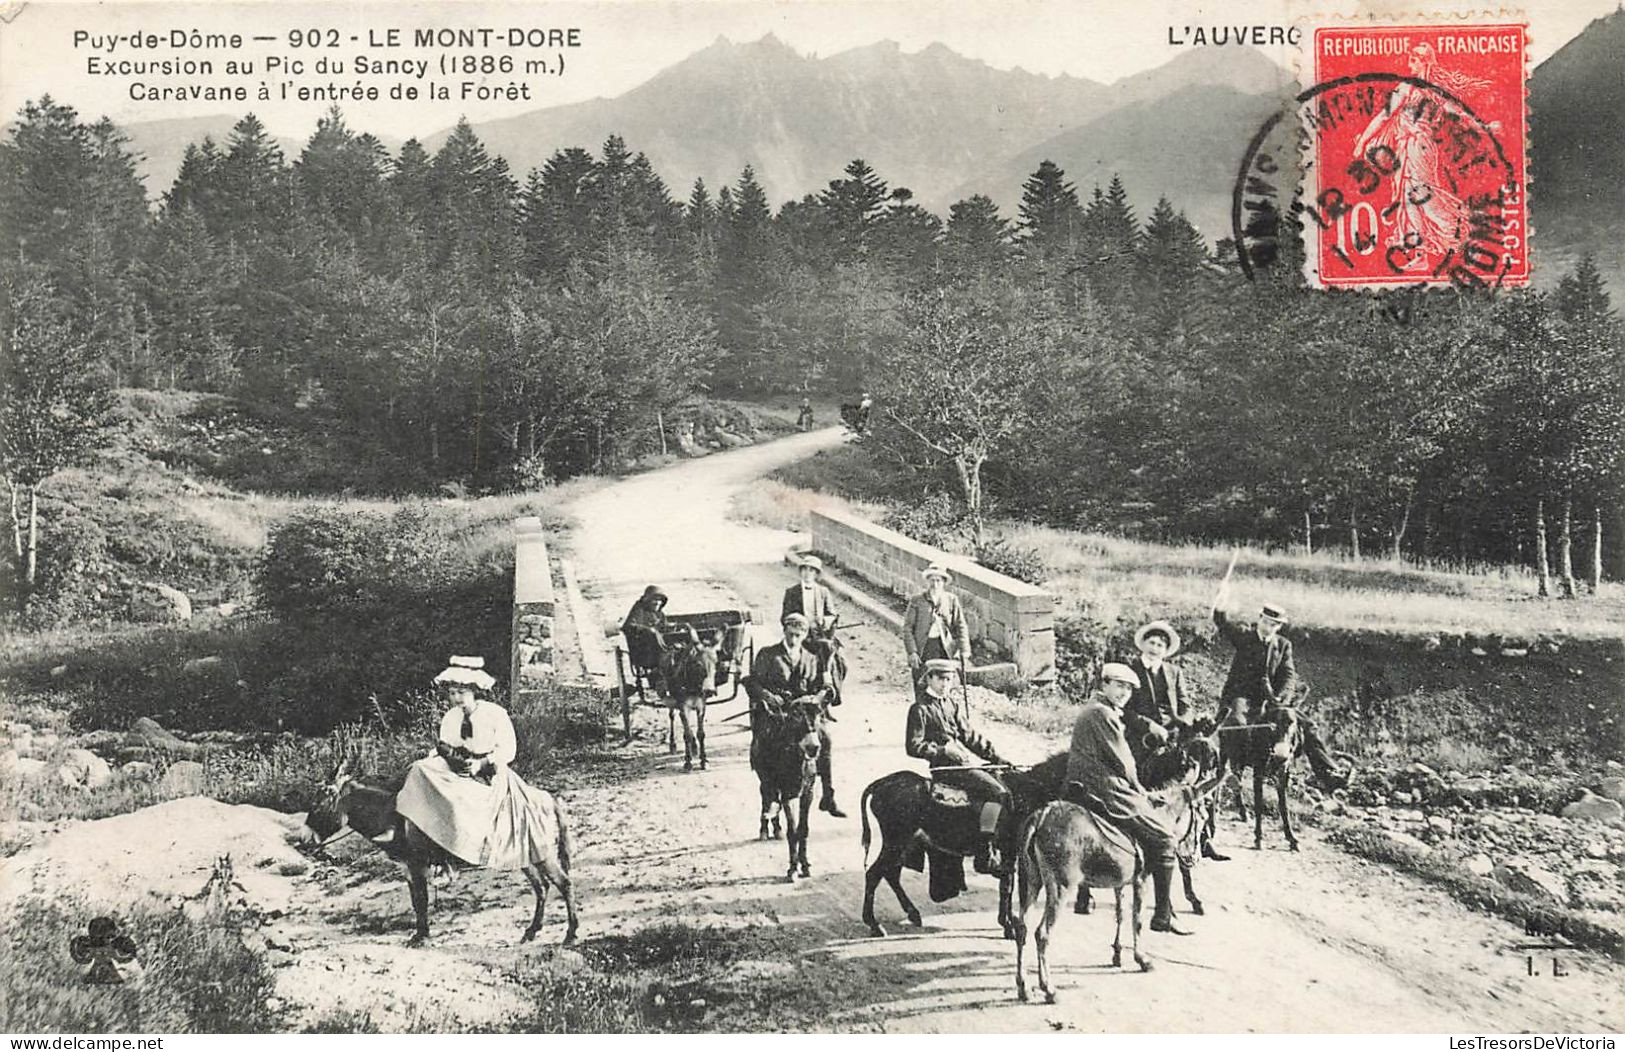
1,0 -> 1622,1036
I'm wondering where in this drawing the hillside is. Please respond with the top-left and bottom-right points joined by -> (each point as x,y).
431,34 -> 1109,211
1529,6 -> 1625,297
955,82 -> 1291,243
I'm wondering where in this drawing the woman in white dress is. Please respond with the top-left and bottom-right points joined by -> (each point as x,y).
395,656 -> 557,869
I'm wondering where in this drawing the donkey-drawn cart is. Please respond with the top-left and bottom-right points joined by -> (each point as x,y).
615,607 -> 755,741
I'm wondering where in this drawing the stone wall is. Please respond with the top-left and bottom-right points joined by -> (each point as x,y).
511,516 -> 556,705
808,508 -> 1055,683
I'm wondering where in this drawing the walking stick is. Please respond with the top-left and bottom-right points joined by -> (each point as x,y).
958,652 -> 972,722
1210,548 -> 1241,619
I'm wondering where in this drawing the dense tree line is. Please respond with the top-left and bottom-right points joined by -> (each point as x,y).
2,97 -> 1620,596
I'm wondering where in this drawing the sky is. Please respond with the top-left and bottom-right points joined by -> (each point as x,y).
1,0 -> 1617,140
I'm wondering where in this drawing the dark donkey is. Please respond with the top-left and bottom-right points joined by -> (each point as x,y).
1210,691 -> 1350,852
860,753 -> 1072,938
750,696 -> 825,882
660,625 -> 721,771
303,752 -> 579,946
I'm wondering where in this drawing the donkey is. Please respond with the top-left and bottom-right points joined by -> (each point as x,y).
303,753 -> 579,947
859,753 -> 1071,939
750,697 -> 824,881
660,625 -> 721,771
1011,774 -> 1222,1003
1212,704 -> 1310,852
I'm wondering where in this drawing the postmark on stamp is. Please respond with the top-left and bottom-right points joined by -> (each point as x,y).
1234,22 -> 1529,289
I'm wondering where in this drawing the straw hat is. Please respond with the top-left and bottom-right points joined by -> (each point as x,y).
434,655 -> 495,691
922,563 -> 951,581
1134,620 -> 1182,657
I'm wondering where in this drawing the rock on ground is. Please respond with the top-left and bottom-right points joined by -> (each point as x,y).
58,748 -> 113,790
130,582 -> 192,623
0,797 -> 307,911
1562,790 -> 1625,826
1493,859 -> 1570,903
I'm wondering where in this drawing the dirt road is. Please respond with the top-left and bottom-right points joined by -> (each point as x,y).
10,429 -> 1618,1031
556,429 -> 1623,1033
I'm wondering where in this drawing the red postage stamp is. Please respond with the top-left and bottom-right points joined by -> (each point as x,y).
1306,24 -> 1529,288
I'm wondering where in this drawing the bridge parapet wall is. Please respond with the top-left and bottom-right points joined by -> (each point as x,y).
808,508 -> 1055,683
512,516 -> 556,705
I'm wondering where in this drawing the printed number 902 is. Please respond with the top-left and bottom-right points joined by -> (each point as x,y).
289,29 -> 341,47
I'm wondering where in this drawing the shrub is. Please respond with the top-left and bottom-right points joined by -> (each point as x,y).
974,536 -> 1049,585
258,505 -> 458,620
1053,611 -> 1110,698
3,502 -> 115,628
0,893 -> 280,1032
881,492 -> 973,553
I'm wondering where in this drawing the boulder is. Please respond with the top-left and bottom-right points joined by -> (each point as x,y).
181,656 -> 225,676
120,760 -> 156,781
1560,790 -> 1624,826
1464,853 -> 1495,878
125,717 -> 203,759
1426,815 -> 1456,839
49,664 -> 68,678
158,760 -> 207,796
12,756 -> 49,781
57,748 -> 113,790
1599,777 -> 1625,806
1385,830 -> 1433,855
1493,859 -> 1569,903
75,729 -> 122,752
214,602 -> 240,618
130,582 -> 192,623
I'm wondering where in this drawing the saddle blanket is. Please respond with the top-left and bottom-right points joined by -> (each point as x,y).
929,783 -> 972,808
396,754 -> 559,869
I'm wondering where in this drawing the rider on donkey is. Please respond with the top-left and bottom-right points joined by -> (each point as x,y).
1123,619 -> 1193,763
1212,587 -> 1349,792
906,657 -> 1013,874
395,657 -> 558,871
1065,662 -> 1193,935
748,612 -> 846,818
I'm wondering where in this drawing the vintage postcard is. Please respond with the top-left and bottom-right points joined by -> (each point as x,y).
1,0 -> 1621,1038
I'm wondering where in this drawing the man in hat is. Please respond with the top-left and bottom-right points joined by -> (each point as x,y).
904,564 -> 971,698
1213,594 -> 1349,791
1065,662 -> 1192,935
797,398 -> 814,431
906,657 -> 1012,874
749,612 -> 845,817
782,554 -> 845,704
1124,620 -> 1192,759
